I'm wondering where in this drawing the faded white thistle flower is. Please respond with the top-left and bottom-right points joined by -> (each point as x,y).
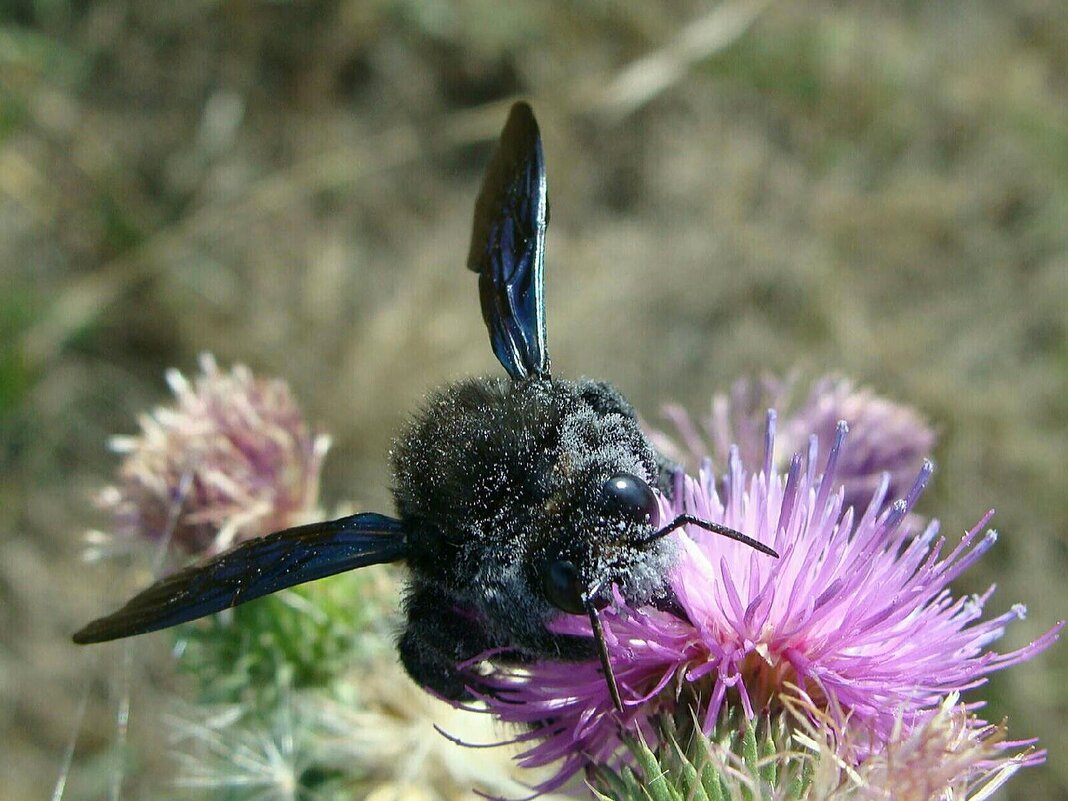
788,691 -> 1034,801
88,353 -> 330,558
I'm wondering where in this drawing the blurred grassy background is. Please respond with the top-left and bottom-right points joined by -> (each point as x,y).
1,1 -> 1065,799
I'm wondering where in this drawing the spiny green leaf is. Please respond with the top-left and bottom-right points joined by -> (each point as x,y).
629,731 -> 683,801
758,716 -> 778,786
665,728 -> 710,801
591,763 -> 637,801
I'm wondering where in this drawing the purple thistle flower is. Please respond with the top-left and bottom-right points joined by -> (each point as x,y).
91,353 -> 330,558
650,375 -> 936,514
472,414 -> 1060,793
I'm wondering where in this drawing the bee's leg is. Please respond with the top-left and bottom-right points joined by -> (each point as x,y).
398,583 -> 498,702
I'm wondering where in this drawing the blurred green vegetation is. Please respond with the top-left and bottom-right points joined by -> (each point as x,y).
178,571 -> 395,706
1,1 -> 1064,799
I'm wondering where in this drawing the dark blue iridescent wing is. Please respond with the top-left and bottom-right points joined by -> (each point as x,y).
72,513 -> 407,643
467,102 -> 550,380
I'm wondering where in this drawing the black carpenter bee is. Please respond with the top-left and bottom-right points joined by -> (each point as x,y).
74,103 -> 777,711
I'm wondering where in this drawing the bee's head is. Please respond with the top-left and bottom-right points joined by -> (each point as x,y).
534,468 -> 677,715
538,470 -> 673,617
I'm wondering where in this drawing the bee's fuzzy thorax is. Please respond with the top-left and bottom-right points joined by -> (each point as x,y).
389,375 -> 677,692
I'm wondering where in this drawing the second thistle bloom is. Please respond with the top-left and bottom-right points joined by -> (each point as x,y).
652,374 -> 936,514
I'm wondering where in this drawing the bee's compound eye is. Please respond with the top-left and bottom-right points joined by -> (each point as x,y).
542,559 -> 586,615
600,473 -> 660,526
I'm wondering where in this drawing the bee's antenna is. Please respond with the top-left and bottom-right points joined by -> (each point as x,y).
585,580 -> 623,717
642,514 -> 779,558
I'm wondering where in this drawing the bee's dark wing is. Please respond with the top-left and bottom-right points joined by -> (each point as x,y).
72,513 -> 408,644
467,101 -> 550,380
